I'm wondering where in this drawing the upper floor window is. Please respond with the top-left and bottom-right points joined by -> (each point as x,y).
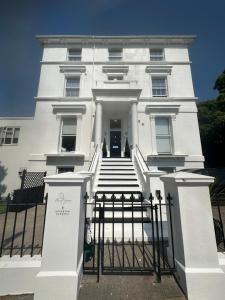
65,77 -> 80,97
0,127 -> 20,145
68,49 -> 82,61
61,118 -> 77,152
150,49 -> 164,61
108,49 -> 122,61
155,117 -> 172,154
152,77 -> 167,97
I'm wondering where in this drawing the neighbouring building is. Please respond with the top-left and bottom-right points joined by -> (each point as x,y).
0,35 -> 204,196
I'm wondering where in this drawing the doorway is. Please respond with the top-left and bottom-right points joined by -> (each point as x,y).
110,119 -> 121,157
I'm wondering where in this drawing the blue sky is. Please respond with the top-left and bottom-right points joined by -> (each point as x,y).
0,0 -> 225,116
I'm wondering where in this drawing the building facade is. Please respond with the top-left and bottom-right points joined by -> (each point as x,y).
0,35 -> 204,196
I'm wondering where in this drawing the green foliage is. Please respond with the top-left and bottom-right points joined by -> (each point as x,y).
198,69 -> 225,167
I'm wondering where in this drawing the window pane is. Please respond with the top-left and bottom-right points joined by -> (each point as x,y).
69,49 -> 81,56
156,136 -> 171,153
61,136 -> 76,152
58,167 -> 74,174
152,78 -> 167,97
150,49 -> 164,61
66,78 -> 80,88
66,88 -> 79,97
155,118 -> 170,135
12,128 -> 20,144
5,128 -> 13,144
62,118 -> 77,135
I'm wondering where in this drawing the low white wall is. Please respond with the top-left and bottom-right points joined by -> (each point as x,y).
0,255 -> 41,296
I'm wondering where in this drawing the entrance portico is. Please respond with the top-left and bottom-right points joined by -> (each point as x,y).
93,87 -> 141,157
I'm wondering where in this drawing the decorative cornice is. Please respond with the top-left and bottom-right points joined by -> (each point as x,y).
35,97 -> 92,102
52,104 -> 86,114
41,61 -> 191,66
102,65 -> 129,74
92,88 -> 142,99
146,65 -> 172,74
36,35 -> 196,47
146,104 -> 180,114
59,65 -> 86,74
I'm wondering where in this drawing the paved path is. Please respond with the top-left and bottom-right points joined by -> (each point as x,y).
0,275 -> 185,300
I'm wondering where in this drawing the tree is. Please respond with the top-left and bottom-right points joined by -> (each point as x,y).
198,69 -> 225,167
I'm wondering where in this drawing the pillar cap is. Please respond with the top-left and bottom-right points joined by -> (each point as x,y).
161,171 -> 214,185
144,170 -> 167,177
44,172 -> 90,184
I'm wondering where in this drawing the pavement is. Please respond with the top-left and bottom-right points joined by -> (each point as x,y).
0,274 -> 185,300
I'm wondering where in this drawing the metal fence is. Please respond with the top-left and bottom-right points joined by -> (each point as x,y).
211,198 -> 225,251
0,198 -> 47,257
83,191 -> 175,282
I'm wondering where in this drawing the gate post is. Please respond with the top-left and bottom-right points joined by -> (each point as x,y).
34,172 -> 90,300
161,172 -> 225,300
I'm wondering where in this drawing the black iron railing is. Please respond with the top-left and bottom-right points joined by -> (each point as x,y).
83,191 -> 175,282
0,197 -> 47,257
211,198 -> 225,251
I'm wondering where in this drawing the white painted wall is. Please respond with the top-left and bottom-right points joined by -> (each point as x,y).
0,36 -> 204,196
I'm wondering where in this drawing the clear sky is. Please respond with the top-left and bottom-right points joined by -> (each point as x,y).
0,0 -> 225,116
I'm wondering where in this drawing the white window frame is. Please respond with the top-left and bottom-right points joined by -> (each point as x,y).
152,76 -> 168,97
0,127 -> 20,145
155,117 -> 173,155
60,117 -> 77,153
67,49 -> 82,61
150,49 -> 164,61
65,77 -> 80,97
108,48 -> 123,61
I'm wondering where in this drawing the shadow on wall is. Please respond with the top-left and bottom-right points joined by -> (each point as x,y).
0,162 -> 7,196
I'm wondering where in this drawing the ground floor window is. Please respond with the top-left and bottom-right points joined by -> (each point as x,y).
0,127 -> 20,145
57,166 -> 74,174
61,117 -> 77,152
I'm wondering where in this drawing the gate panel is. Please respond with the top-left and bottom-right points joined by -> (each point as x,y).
83,191 -> 175,280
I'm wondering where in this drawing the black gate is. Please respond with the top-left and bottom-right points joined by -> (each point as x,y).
83,191 -> 175,281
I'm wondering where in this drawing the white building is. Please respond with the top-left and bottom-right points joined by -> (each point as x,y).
0,35 -> 204,196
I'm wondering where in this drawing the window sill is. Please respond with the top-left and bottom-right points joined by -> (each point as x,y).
45,152 -> 85,158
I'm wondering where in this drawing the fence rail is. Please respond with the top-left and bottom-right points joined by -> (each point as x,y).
0,200 -> 47,257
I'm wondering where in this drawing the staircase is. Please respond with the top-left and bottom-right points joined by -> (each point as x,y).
90,157 -> 151,241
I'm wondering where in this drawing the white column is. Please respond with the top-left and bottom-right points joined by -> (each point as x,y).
34,172 -> 90,300
131,101 -> 138,147
161,172 -> 225,300
95,101 -> 102,147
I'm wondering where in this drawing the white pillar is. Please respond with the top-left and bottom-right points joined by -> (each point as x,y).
95,101 -> 102,147
161,172 -> 225,300
34,172 -> 90,300
131,101 -> 138,147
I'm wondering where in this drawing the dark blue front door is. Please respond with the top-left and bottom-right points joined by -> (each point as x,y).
110,131 -> 121,157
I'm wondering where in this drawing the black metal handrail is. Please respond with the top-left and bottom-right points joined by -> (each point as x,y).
88,145 -> 98,172
135,144 -> 149,171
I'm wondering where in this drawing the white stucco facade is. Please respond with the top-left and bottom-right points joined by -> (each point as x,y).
0,35 -> 204,196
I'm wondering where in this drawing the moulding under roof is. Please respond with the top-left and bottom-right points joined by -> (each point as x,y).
36,35 -> 196,47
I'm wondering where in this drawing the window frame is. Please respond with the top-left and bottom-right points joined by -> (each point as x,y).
155,117 -> 173,155
108,48 -> 123,61
67,49 -> 82,61
150,48 -> 164,61
65,77 -> 80,97
60,117 -> 77,153
152,76 -> 168,97
0,127 -> 20,145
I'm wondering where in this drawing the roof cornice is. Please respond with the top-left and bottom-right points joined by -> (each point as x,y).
36,35 -> 196,47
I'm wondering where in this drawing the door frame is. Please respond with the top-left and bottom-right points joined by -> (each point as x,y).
109,119 -> 122,157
